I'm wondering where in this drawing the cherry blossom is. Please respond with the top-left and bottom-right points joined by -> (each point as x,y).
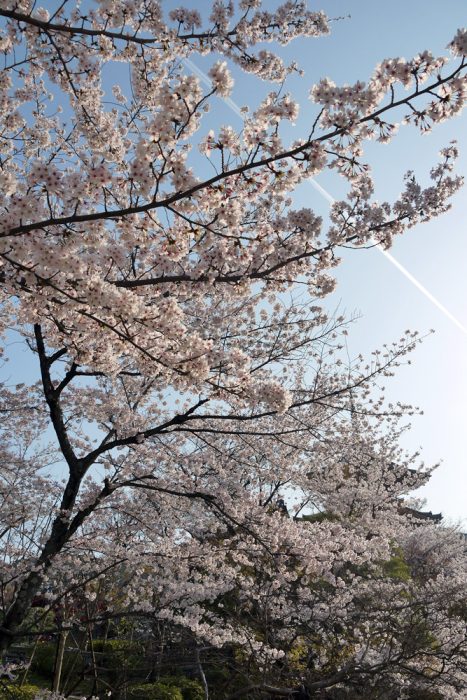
0,3 -> 466,696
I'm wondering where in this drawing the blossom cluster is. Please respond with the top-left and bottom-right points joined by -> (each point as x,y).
0,5 -> 466,693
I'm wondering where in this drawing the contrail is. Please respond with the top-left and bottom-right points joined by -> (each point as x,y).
184,59 -> 467,336
307,179 -> 467,336
379,248 -> 467,335
308,177 -> 335,205
184,58 -> 244,118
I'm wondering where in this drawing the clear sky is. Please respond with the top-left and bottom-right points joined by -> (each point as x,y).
186,0 -> 467,522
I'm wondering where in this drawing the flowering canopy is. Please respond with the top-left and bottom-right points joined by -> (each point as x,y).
0,1 -> 466,696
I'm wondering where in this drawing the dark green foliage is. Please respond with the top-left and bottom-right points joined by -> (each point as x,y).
129,678 -> 203,700
128,682 -> 183,700
0,684 -> 42,700
300,512 -> 339,524
92,638 -> 144,660
167,677 -> 204,700
31,642 -> 80,679
91,638 -> 145,677
382,548 -> 411,581
30,642 -> 56,678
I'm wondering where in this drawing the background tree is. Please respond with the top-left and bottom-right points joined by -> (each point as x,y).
0,1 -> 466,696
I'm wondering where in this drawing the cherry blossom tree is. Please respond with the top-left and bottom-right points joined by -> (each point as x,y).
0,1 -> 466,695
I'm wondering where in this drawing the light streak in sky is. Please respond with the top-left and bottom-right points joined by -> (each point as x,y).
307,180 -> 467,336
379,248 -> 467,336
184,58 -> 244,118
184,59 -> 467,336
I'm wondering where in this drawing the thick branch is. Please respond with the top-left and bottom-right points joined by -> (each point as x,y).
34,324 -> 79,471
0,9 -> 318,47
3,61 -> 464,240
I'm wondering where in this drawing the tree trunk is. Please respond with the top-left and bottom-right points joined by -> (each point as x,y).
0,486 -> 79,654
0,571 -> 44,654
